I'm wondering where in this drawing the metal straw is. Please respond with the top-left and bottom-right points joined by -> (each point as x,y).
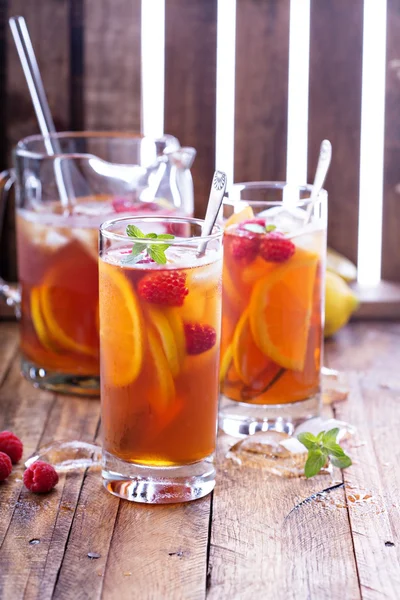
9,16 -> 73,211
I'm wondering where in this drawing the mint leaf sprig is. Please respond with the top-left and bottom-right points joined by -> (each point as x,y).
297,428 -> 352,478
242,222 -> 277,234
123,224 -> 175,265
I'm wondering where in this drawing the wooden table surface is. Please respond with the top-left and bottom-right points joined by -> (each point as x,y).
0,320 -> 399,600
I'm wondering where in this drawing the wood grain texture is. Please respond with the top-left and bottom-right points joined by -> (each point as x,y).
102,498 -> 210,600
325,336 -> 400,598
234,0 -> 290,183
308,0 -> 363,265
2,0 -> 71,282
325,321 -> 400,372
165,0 -> 217,217
84,0 -> 141,131
0,353 -> 100,600
382,1 -> 400,282
208,431 -> 359,600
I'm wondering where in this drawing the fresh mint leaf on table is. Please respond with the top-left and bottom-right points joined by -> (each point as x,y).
123,225 -> 175,265
297,427 -> 352,478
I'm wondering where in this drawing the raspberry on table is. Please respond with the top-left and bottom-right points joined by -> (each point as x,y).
0,431 -> 23,464
259,231 -> 295,263
184,323 -> 216,355
230,234 -> 259,264
0,452 -> 12,482
23,461 -> 59,494
138,271 -> 189,306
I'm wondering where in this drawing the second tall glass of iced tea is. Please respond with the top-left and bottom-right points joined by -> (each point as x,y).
99,216 -> 223,503
219,182 -> 327,436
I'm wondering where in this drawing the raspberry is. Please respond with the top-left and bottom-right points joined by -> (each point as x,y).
0,452 -> 12,481
138,271 -> 189,306
184,323 -> 216,355
0,431 -> 23,464
23,461 -> 59,494
230,234 -> 259,264
259,232 -> 295,262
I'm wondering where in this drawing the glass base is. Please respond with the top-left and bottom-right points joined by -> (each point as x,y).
218,394 -> 320,437
102,451 -> 216,504
21,358 -> 100,398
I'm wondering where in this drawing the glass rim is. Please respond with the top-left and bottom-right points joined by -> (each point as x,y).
14,132 -> 180,160
225,181 -> 327,204
100,215 -> 223,245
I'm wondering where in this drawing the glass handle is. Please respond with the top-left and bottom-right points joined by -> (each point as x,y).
0,169 -> 21,315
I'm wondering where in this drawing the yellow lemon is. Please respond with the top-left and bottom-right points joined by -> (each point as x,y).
324,271 -> 359,337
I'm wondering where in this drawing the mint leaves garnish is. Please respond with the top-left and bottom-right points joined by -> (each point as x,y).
123,225 -> 174,265
297,428 -> 352,478
242,223 -> 277,234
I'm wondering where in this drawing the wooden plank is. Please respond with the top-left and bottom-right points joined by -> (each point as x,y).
165,0 -> 217,217
0,321 -> 18,386
0,348 -> 100,599
382,1 -> 400,282
2,0 -> 71,283
325,321 -> 400,373
234,0 -> 290,183
84,0 -> 141,131
0,0 -> 7,171
52,429 -> 119,600
351,281 -> 400,320
308,0 -> 363,265
324,367 -> 400,595
208,431 -> 360,599
101,498 -> 210,599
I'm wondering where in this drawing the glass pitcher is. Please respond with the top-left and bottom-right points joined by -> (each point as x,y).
0,132 -> 196,397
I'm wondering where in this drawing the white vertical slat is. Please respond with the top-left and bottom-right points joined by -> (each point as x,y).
357,0 -> 387,285
286,0 -> 311,186
215,0 -> 237,186
141,0 -> 165,137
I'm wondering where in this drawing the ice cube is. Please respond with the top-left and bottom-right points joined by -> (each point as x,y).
295,417 -> 355,443
45,229 -> 70,249
258,206 -> 306,233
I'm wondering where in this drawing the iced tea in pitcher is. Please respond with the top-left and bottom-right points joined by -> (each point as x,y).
219,184 -> 327,436
99,216 -> 223,503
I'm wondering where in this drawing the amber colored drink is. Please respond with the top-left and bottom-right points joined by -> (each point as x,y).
17,208 -> 101,379
16,198 -> 180,389
220,212 -> 324,407
99,242 -> 222,467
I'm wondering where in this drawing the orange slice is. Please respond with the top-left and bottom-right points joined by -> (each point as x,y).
99,261 -> 144,386
146,306 -> 181,377
30,287 -> 59,352
219,344 -> 233,383
224,205 -> 254,229
39,241 -> 99,357
249,248 -> 319,371
165,307 -> 185,363
147,327 -> 175,414
232,309 -> 271,384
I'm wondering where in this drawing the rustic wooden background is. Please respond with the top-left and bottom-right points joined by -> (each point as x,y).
0,0 -> 399,284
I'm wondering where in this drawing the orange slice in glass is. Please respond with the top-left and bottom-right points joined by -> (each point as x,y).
30,286 -> 59,352
146,306 -> 181,378
147,327 -> 175,415
249,248 -> 319,371
99,261 -> 144,386
165,307 -> 186,363
224,205 -> 254,229
232,309 -> 272,385
39,241 -> 99,357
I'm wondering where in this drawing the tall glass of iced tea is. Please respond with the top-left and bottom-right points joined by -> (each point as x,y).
219,182 -> 327,436
99,215 -> 223,503
0,132 -> 195,396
